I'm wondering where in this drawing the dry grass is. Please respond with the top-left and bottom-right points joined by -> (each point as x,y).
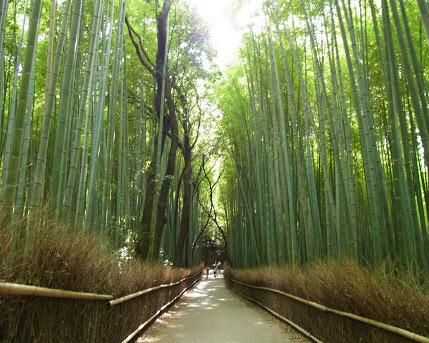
0,222 -> 202,342
225,259 -> 429,343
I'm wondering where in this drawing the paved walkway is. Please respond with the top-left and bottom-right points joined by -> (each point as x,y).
138,272 -> 307,343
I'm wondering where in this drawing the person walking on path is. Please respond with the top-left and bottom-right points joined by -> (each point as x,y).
212,261 -> 217,278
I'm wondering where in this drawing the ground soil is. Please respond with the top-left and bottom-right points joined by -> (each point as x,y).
137,271 -> 311,343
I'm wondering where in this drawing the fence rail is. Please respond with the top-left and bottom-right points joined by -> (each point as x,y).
109,273 -> 199,306
0,282 -> 114,300
0,271 -> 202,304
1,270 -> 202,342
226,276 -> 429,343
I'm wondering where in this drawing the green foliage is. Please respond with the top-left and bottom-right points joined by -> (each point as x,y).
0,221 -> 203,342
0,0 -> 219,268
216,0 -> 429,272
1,0 -> 428,276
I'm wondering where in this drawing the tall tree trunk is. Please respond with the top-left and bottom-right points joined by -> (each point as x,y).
173,119 -> 192,266
152,113 -> 178,261
136,0 -> 172,260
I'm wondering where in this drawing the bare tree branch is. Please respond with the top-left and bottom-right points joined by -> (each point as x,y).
125,15 -> 156,77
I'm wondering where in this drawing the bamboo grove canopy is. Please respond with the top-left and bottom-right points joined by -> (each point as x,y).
0,0 -> 429,272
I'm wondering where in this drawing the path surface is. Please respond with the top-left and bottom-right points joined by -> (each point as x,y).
138,272 -> 309,343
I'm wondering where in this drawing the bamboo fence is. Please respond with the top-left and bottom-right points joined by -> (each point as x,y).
226,276 -> 429,343
229,284 -> 324,343
0,271 -> 202,303
121,274 -> 202,343
109,272 -> 200,306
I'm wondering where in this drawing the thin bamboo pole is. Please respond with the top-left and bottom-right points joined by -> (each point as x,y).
109,271 -> 202,306
0,282 -> 113,300
1,272 -> 203,303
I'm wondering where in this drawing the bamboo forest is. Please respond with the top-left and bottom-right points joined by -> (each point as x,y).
1,0 -> 429,341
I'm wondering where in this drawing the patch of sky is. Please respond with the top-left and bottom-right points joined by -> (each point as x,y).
185,0 -> 264,70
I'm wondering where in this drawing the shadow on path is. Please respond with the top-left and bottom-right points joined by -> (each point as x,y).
138,272 -> 303,343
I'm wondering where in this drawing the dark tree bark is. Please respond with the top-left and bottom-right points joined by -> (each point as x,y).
135,139 -> 158,260
174,118 -> 192,266
128,0 -> 175,261
151,113 -> 178,260
154,0 -> 172,119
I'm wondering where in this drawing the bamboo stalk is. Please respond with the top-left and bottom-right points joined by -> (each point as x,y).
227,277 -> 429,343
27,0 -> 73,229
0,0 -> 43,226
0,282 -> 113,300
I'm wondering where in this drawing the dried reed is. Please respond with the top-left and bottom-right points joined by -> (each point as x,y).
225,259 -> 429,342
0,221 -> 202,342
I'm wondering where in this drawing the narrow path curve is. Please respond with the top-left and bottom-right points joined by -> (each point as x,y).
137,272 -> 311,343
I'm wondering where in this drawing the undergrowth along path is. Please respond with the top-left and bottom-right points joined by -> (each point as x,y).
138,271 -> 310,343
